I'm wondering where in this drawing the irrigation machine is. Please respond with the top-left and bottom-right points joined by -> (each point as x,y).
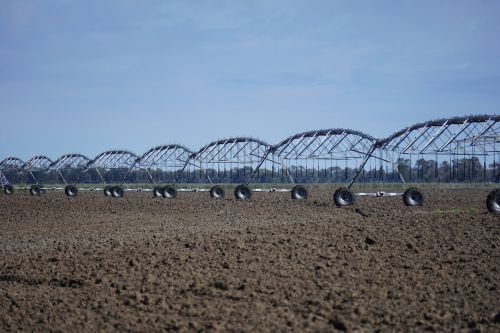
137,144 -> 194,198
45,153 -> 92,197
270,128 -> 379,204
1,114 -> 499,213
16,155 -> 53,196
0,157 -> 24,195
183,137 -> 285,199
66,150 -> 141,197
335,115 -> 500,211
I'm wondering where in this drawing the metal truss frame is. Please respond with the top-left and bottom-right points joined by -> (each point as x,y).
18,155 -> 54,185
272,128 -> 377,186
44,153 -> 91,185
1,114 -> 498,204
349,114 -> 500,187
188,137 -> 273,187
273,128 -> 376,160
77,150 -> 140,186
0,157 -> 25,186
138,144 -> 194,186
378,115 -> 500,155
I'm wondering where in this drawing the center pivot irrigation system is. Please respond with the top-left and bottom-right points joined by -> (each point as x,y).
329,115 -> 500,209
1,114 -> 499,213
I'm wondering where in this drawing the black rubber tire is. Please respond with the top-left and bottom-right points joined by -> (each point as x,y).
29,185 -> 42,196
234,184 -> 252,200
104,186 -> 113,197
403,187 -> 424,207
333,187 -> 355,207
64,185 -> 78,197
153,186 -> 163,198
210,185 -> 225,199
291,185 -> 308,200
3,185 -> 14,195
486,189 -> 500,214
112,186 -> 124,198
162,186 -> 177,198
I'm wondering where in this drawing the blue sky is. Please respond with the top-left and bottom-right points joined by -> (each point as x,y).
1,0 -> 499,160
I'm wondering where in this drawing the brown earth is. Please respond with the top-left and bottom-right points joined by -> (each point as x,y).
0,188 -> 499,332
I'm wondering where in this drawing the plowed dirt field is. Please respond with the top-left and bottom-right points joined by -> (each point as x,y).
1,189 -> 499,332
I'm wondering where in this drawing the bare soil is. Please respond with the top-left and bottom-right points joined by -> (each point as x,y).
0,189 -> 499,332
